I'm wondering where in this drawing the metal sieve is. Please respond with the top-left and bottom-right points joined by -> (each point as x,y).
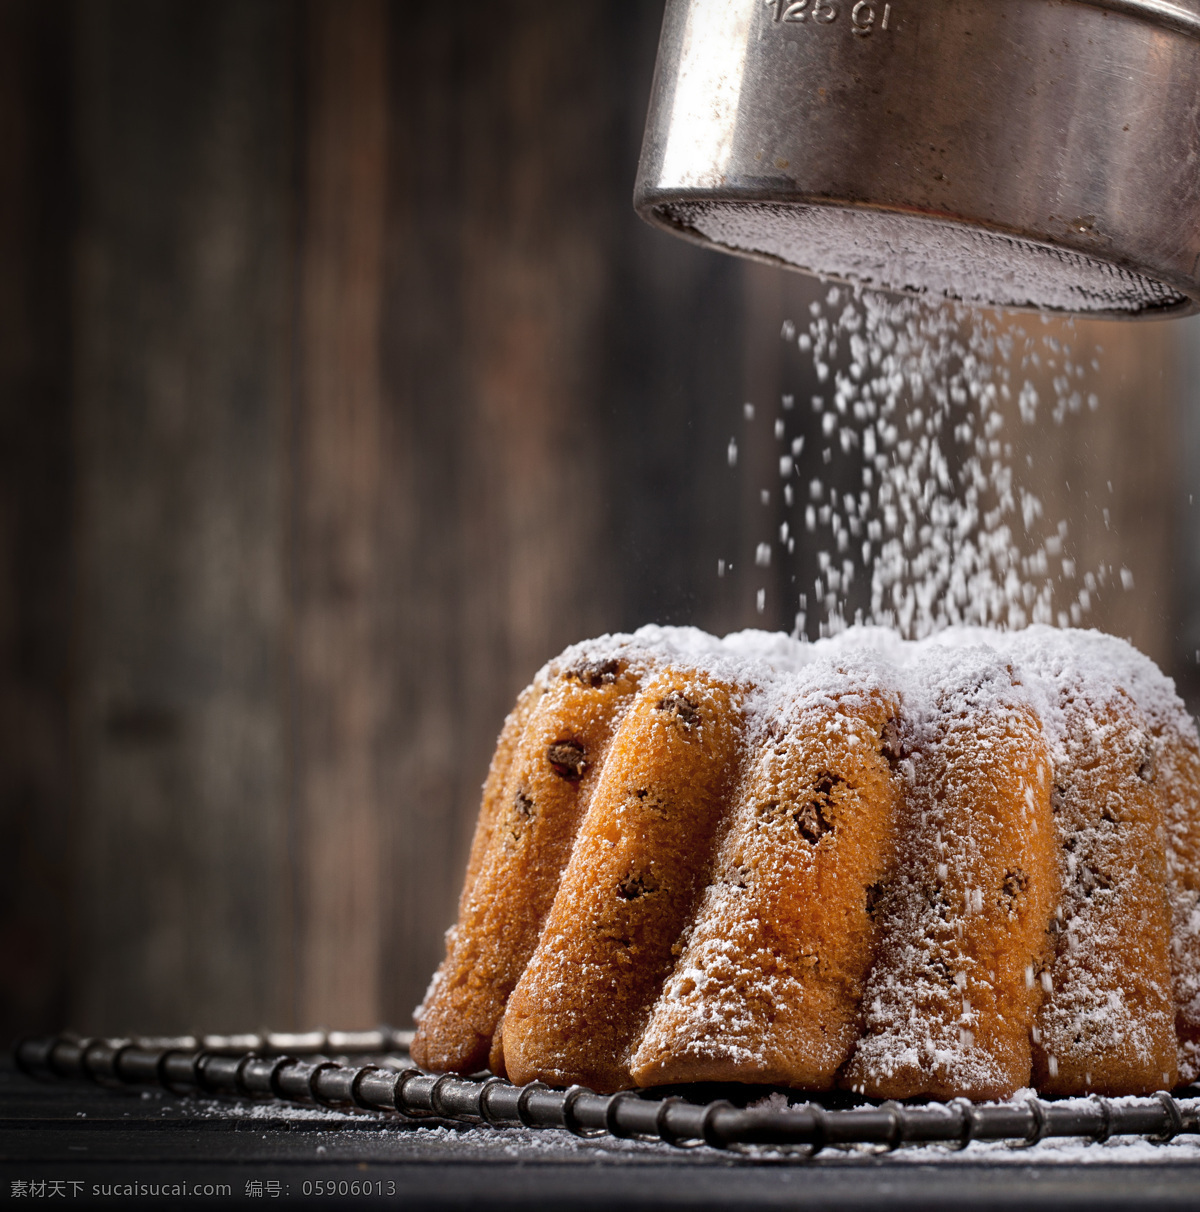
634,0 -> 1200,317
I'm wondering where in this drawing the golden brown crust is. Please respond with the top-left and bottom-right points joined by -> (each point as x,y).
1033,691 -> 1178,1096
411,656 -> 641,1076
457,683 -> 544,917
841,667 -> 1058,1101
501,669 -> 745,1093
1153,718 -> 1200,1082
630,680 -> 903,1089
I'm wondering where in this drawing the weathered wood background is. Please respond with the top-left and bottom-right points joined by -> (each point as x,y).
2,0 -> 1197,1042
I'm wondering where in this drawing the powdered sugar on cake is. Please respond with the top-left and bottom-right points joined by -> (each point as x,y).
529,622 -> 1198,1089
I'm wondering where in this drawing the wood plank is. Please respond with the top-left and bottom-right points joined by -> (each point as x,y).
0,0 -> 73,1042
603,0 -> 755,641
1176,315 -> 1200,708
291,0 -> 388,1030
71,0 -> 294,1033
1070,317 -> 1179,669
1000,314 -> 1179,670
376,2 -> 621,1024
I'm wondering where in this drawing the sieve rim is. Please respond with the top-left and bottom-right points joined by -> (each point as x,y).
1072,0 -> 1200,39
642,194 -> 1199,319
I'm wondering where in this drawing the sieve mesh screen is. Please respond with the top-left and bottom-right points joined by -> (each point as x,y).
658,200 -> 1189,315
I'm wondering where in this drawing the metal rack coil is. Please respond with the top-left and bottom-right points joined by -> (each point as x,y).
14,1032 -> 1200,1156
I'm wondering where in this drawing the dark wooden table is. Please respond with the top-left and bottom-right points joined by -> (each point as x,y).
4,1059 -> 1200,1210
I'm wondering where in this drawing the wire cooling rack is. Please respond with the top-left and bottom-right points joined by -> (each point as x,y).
14,1030 -> 1200,1156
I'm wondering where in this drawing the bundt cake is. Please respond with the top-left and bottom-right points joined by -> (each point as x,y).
411,625 -> 1200,1100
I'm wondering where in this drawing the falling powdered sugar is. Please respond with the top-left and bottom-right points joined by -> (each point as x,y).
733,287 -> 1124,639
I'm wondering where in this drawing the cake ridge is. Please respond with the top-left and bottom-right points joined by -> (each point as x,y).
412,624 -> 1200,1097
